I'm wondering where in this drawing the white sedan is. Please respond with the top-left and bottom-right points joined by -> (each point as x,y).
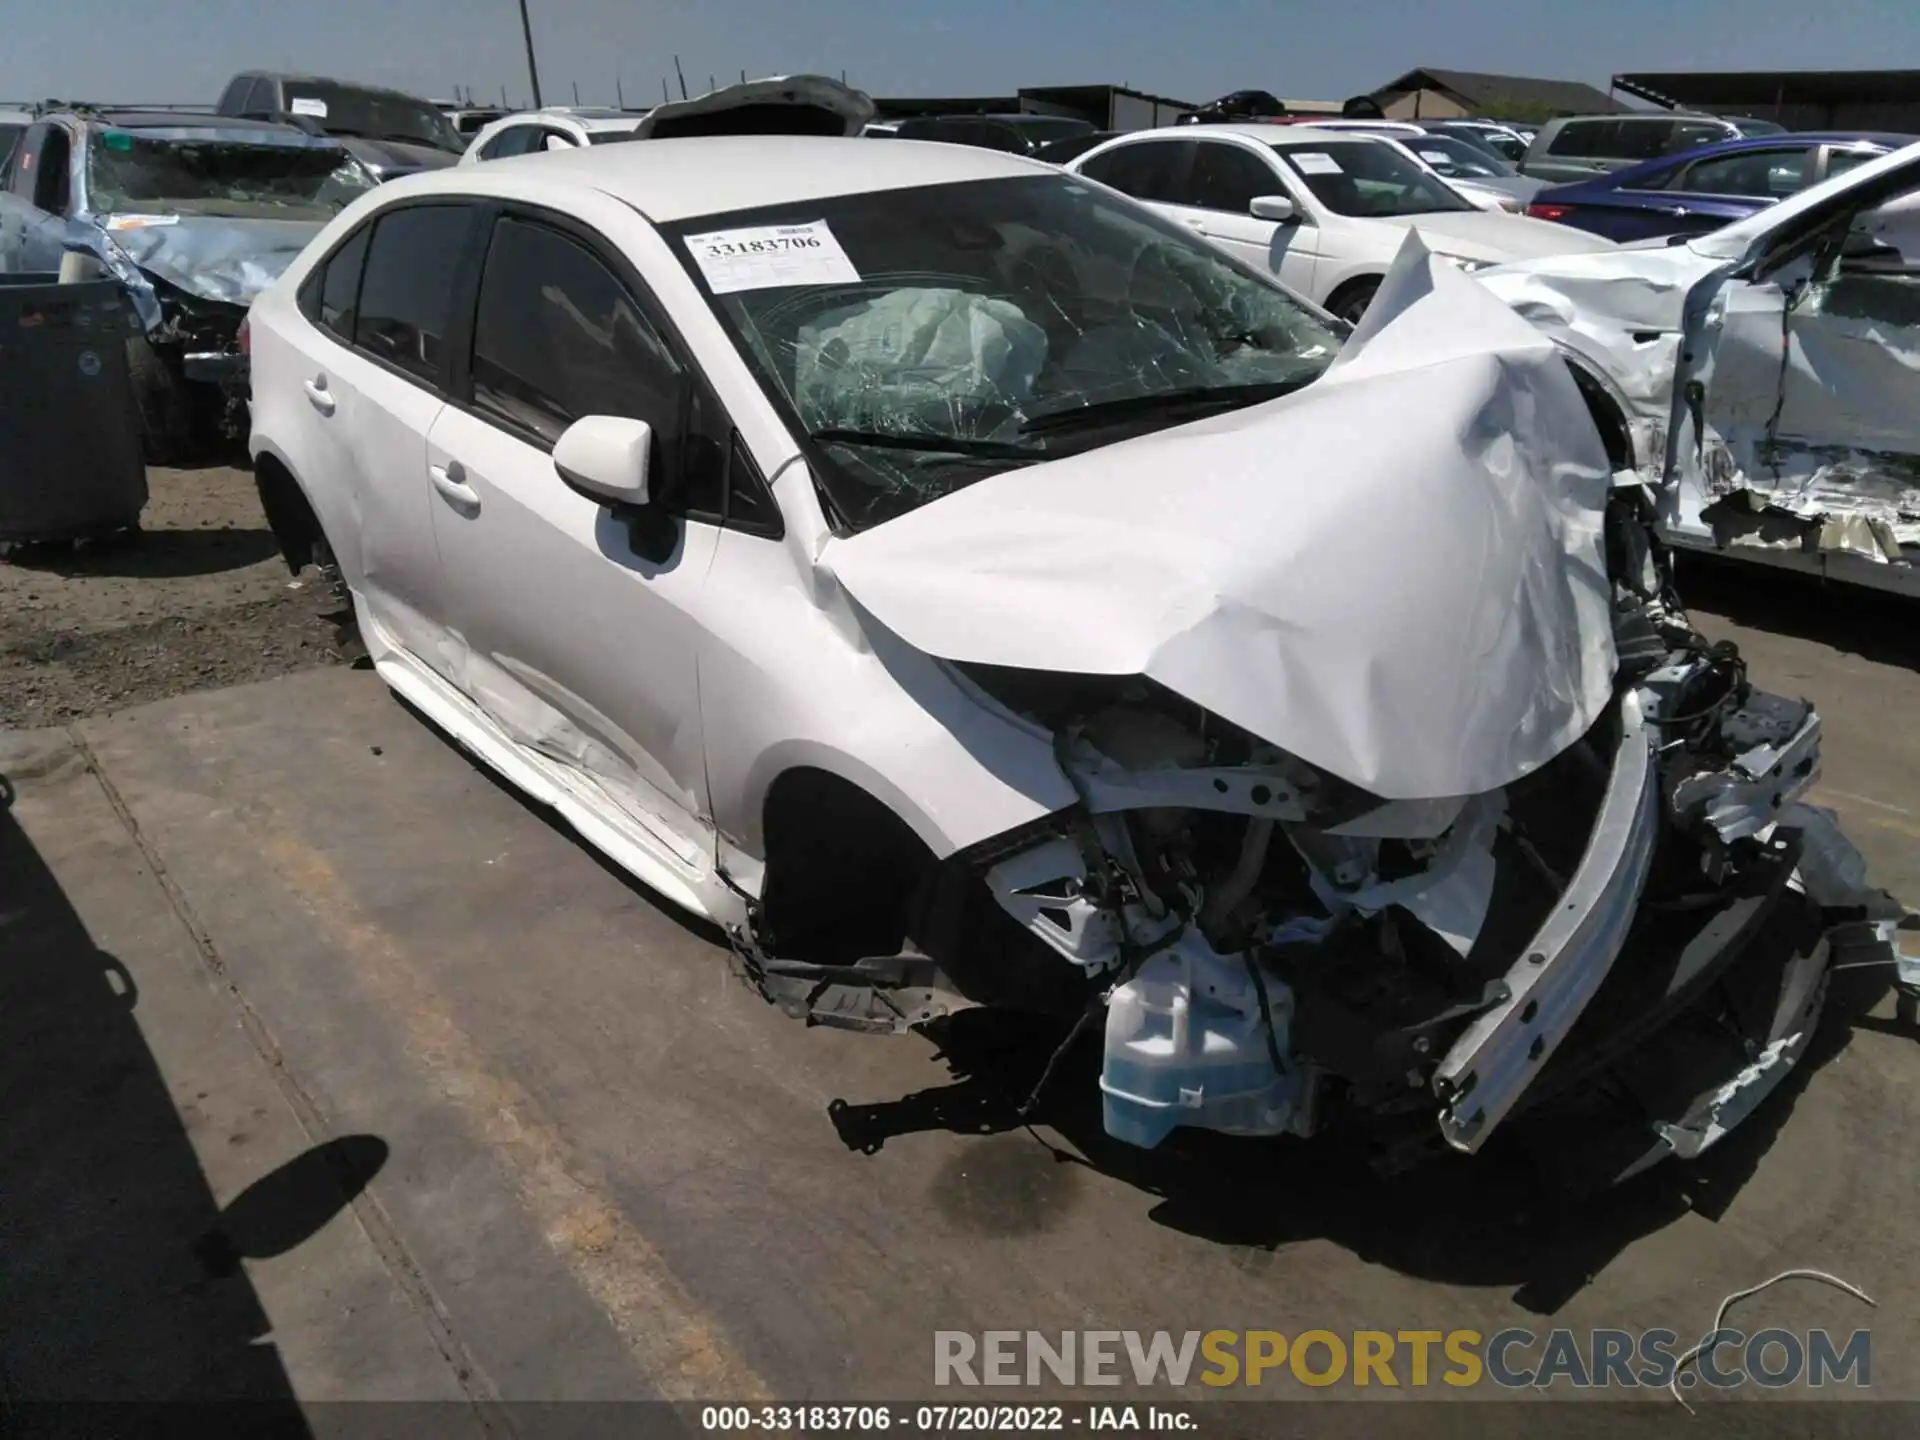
1067,124 -> 1612,321
461,75 -> 873,165
461,106 -> 646,162
244,134 -> 1887,1165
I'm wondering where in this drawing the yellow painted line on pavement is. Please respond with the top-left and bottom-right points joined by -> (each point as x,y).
240,806 -> 770,1402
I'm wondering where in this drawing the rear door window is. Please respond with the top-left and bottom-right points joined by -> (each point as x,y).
1548,119 -> 1616,157
480,124 -> 539,159
354,204 -> 476,386
1184,141 -> 1281,213
1079,140 -> 1192,203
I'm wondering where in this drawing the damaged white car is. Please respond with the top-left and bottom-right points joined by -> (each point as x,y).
1479,140 -> 1920,597
247,137 -> 1906,1181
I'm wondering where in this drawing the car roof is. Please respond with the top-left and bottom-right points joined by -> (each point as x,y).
498,108 -> 642,131
240,72 -> 436,102
1127,122 -> 1387,145
427,133 -> 1051,220
85,110 -> 307,132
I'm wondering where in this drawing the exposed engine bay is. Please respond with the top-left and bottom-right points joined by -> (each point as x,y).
735,480 -> 1908,1182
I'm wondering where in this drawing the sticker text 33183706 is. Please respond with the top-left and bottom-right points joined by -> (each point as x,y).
683,220 -> 862,294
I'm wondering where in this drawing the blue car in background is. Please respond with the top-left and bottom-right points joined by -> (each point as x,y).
1524,131 -> 1915,241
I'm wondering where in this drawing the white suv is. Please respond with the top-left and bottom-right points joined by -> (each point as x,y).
244,134 -> 1890,1165
1067,125 -> 1612,320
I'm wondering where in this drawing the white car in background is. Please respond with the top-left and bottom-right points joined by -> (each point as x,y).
462,75 -> 874,165
243,135 -> 1894,1172
1480,140 -> 1920,597
1067,125 -> 1613,320
462,106 -> 646,162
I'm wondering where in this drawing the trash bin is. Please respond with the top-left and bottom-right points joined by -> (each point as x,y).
0,272 -> 148,546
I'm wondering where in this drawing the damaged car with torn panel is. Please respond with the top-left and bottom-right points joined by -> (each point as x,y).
1478,139 -> 1920,599
0,108 -> 374,458
245,137 -> 1912,1184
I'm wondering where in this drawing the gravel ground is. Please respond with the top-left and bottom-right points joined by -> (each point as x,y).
0,464 -> 354,728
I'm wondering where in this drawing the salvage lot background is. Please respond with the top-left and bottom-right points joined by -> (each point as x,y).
2,460 -> 1918,1417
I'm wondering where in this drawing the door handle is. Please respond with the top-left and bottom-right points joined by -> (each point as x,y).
429,459 -> 480,511
303,377 -> 336,415
1183,216 -> 1208,230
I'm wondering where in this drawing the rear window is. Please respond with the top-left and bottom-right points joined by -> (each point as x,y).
1660,120 -> 1736,156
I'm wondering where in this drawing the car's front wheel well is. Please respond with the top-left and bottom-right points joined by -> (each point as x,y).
1564,358 -> 1636,473
252,451 -> 327,575
759,768 -> 939,963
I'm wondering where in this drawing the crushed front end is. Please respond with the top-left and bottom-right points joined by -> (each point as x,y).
956,486 -> 1904,1179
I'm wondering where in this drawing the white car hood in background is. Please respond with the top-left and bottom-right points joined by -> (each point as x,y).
821,238 -> 1618,801
1386,207 -> 1618,262
632,74 -> 873,139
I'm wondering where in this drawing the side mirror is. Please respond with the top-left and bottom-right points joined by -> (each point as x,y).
1249,194 -> 1297,224
554,415 -> 652,507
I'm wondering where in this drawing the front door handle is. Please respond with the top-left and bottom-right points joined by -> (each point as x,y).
303,377 -> 336,415
429,459 -> 480,511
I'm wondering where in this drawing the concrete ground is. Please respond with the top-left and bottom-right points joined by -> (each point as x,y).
2,557 -> 1917,1431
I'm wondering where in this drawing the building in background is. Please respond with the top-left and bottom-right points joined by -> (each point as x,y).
1612,69 -> 1920,131
1369,67 -> 1628,122
872,84 -> 1193,131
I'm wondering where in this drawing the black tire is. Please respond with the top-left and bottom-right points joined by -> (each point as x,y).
125,335 -> 194,465
1328,278 -> 1382,326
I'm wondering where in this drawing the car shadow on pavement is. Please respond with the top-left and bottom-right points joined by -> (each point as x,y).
1,527 -> 281,580
828,965 -> 1902,1317
1677,552 -> 1920,671
0,772 -> 383,1427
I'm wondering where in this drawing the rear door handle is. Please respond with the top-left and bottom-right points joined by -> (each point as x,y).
429,459 -> 480,511
303,377 -> 336,415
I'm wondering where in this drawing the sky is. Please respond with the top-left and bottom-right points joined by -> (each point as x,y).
5,0 -> 1917,111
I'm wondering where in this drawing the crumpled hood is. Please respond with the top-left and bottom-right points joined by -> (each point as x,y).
820,237 -> 1618,801
338,136 -> 459,179
107,214 -> 328,308
1384,207 -> 1618,261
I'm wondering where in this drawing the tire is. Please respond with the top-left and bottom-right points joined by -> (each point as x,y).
125,336 -> 194,465
1327,278 -> 1382,326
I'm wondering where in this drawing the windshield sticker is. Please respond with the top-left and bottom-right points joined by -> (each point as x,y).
1290,152 -> 1343,176
289,97 -> 329,118
1418,149 -> 1450,163
105,214 -> 181,230
684,220 -> 861,294
102,131 -> 134,152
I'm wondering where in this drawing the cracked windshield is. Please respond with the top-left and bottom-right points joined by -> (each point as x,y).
87,129 -> 374,220
668,173 -> 1342,529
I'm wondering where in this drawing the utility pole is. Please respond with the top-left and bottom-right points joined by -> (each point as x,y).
616,76 -> 625,107
572,80 -> 580,105
673,56 -> 688,99
515,0 -> 544,107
